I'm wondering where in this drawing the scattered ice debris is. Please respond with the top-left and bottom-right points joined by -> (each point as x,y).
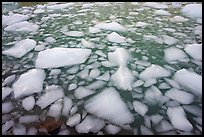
66,113 -> 81,127
133,101 -> 148,116
88,27 -> 101,33
184,44 -> 202,61
47,99 -> 63,118
44,37 -> 56,44
181,4 -> 202,20
161,35 -> 179,46
4,21 -> 39,32
143,2 -> 168,9
74,86 -> 95,99
174,69 -> 202,95
49,69 -> 61,76
13,124 -> 26,135
2,87 -> 12,100
81,39 -> 95,48
75,115 -> 105,133
107,32 -> 126,43
170,16 -> 189,23
35,48 -> 92,69
62,97 -> 73,116
94,21 -> 128,32
105,124 -> 121,135
154,10 -> 171,16
2,38 -> 36,58
85,87 -> 134,125
167,106 -> 193,132
63,31 -> 84,37
2,102 -> 14,114
13,69 -> 46,98
22,96 -> 35,111
19,115 -> 39,124
47,3 -> 74,10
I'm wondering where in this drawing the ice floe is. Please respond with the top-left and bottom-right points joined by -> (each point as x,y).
94,21 -> 128,32
133,101 -> 148,116
63,31 -> 84,37
143,2 -> 168,9
22,96 -> 35,111
62,96 -> 73,116
154,10 -> 171,16
181,4 -> 202,20
81,39 -> 95,48
161,35 -> 179,45
47,99 -> 63,118
74,86 -> 95,99
184,44 -> 202,61
66,113 -> 81,127
105,124 -> 121,135
170,16 -> 189,23
107,32 -> 126,43
19,115 -> 39,124
2,87 -> 12,100
47,3 -> 74,10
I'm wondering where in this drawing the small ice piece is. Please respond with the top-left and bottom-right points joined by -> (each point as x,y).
22,96 -> 35,111
57,129 -> 70,135
36,86 -> 64,109
2,75 -> 16,86
4,21 -> 39,32
81,3 -> 94,8
174,69 -> 202,95
135,60 -> 151,67
181,4 -> 202,20
164,78 -> 181,89
135,21 -> 149,27
133,101 -> 148,116
143,2 -> 168,9
107,32 -> 126,43
96,71 -> 110,81
66,113 -> 81,127
165,88 -> 194,104
47,100 -> 63,118
140,125 -> 154,135
2,102 -> 14,114
144,116 -> 151,128
2,120 -> 15,134
165,100 -> 180,107
2,87 -> 12,100
94,21 -> 128,32
75,115 -> 105,133
35,48 -> 92,69
47,3 -> 74,10
158,82 -> 171,89
95,50 -> 106,58
13,124 -> 26,135
101,61 -> 116,67
77,68 -> 89,79
85,87 -> 134,125
167,106 -> 193,131
88,27 -> 101,33
150,114 -> 163,125
184,44 -> 202,61
154,10 -> 171,16
34,44 -> 45,51
68,83 -> 77,90
13,69 -> 46,98
63,31 -> 84,37
163,28 -> 176,32
44,36 -> 56,44
67,65 -> 80,74
19,115 -> 39,124
162,35 -> 179,45
105,124 -> 121,135
89,68 -> 101,79
143,79 -> 157,87
49,69 -> 61,76
170,16 -> 189,23
164,47 -> 188,63
139,64 -> 171,80
70,105 -> 78,115
62,97 -> 73,116
74,86 -> 95,99
155,120 -> 174,132
34,9 -> 45,14
143,35 -> 163,44
111,66 -> 134,90
132,80 -> 144,88
108,48 -> 132,66
2,38 -> 36,58
86,80 -> 106,90
81,39 -> 95,48
27,127 -> 38,135
182,105 -> 202,117
144,86 -> 162,105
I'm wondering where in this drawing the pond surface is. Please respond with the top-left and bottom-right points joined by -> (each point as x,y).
2,2 -> 202,135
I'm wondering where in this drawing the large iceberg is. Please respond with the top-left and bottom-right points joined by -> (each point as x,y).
35,48 -> 92,69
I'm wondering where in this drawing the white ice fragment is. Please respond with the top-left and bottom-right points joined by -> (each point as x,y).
19,115 -> 39,124
86,80 -> 106,90
144,86 -> 162,105
22,96 -> 35,111
132,80 -> 144,88
181,4 -> 202,20
70,105 -> 78,115
2,120 -> 15,134
82,3 -> 94,8
164,78 -> 181,90
47,100 -> 63,118
162,35 -> 179,45
13,69 -> 46,98
170,16 -> 189,23
154,10 -> 171,16
133,101 -> 148,116
150,114 -> 163,124
2,75 -> 16,86
95,50 -> 106,58
49,69 -> 61,76
158,82 -> 171,89
105,124 -> 121,135
89,68 -> 101,79
77,68 -> 89,79
143,79 -> 157,87
107,32 -> 126,43
143,2 -> 168,9
2,87 -> 12,100
2,38 -> 36,58
13,124 -> 26,135
35,48 -> 92,69
2,102 -> 14,114
135,60 -> 151,67
44,36 -> 56,44
47,3 -> 74,10
96,71 -> 110,81
57,129 -> 70,135
94,21 -> 128,32
140,125 -> 154,135
66,113 -> 81,127
184,44 -> 202,61
62,96 -> 73,116
27,127 -> 38,135
135,22 -> 149,27
68,83 -> 77,90
182,105 -> 202,117
33,9 -> 45,14
63,31 -> 84,37
143,35 -> 163,44
74,86 -> 95,99
85,87 -> 134,125
167,106 -> 193,131
155,120 -> 174,132
88,27 -> 101,33
81,39 -> 95,48
34,44 -> 45,51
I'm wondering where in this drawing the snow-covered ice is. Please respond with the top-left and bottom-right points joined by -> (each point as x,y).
22,96 -> 35,111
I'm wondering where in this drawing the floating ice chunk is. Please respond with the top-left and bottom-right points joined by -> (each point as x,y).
162,35 -> 179,45
2,120 -> 15,134
82,3 -> 94,8
181,4 -> 202,20
22,96 -> 35,111
144,116 -> 151,128
154,10 -> 171,16
35,48 -> 91,69
184,44 -> 202,61
49,69 -> 61,76
88,27 -> 101,33
13,124 -> 26,135
111,66 -> 134,90
85,87 -> 134,125
107,32 -> 126,43
144,86 -> 162,105
34,44 -> 45,51
158,82 -> 171,89
163,28 -> 176,33
74,86 -> 95,99
77,68 -> 89,79
13,69 -> 46,98
4,21 -> 39,32
132,80 -> 144,88
182,105 -> 202,117
139,64 -> 171,80
101,61 -> 116,67
94,21 -> 128,32
135,22 -> 149,27
86,80 -> 106,90
68,83 -> 77,90
133,101 -> 148,116
164,78 -> 181,89
75,115 -> 105,133
47,3 -> 74,10
140,125 -> 154,135
63,31 -> 84,37
108,48 -> 132,66
2,74 -> 16,86
81,39 -> 95,48
58,129 -> 70,135
143,79 -> 157,87
2,13 -> 30,27
19,115 -> 39,124
2,38 -> 36,58
143,2 -> 168,9
135,60 -> 151,67
2,87 -> 12,100
44,36 -> 56,44
150,114 -> 163,124
70,105 -> 78,115
96,71 -> 110,81
170,16 -> 189,23
47,100 -> 63,118
165,100 -> 180,107
155,120 -> 174,132
2,102 -> 14,114
62,97 -> 73,116
143,35 -> 163,44
89,68 -> 101,79
165,88 -> 194,104
33,9 -> 45,14
95,50 -> 106,58
105,124 -> 121,135
167,106 -> 193,131
27,127 -> 38,135
174,69 -> 202,95
66,113 -> 81,127
164,47 -> 188,63
36,86 -> 64,109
